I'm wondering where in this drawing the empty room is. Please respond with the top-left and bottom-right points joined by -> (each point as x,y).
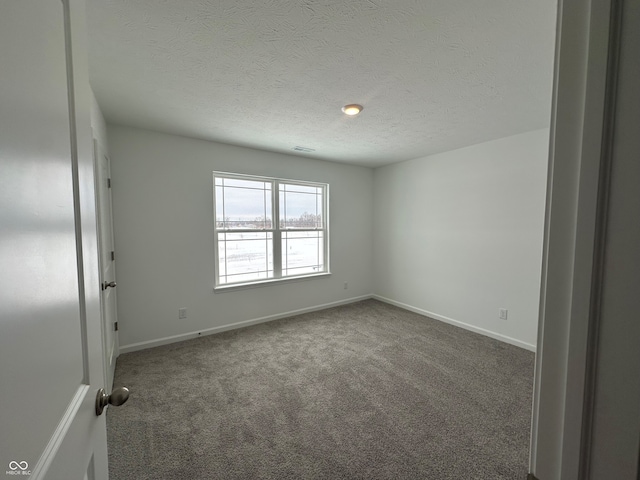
95,0 -> 555,478
4,0 -> 639,479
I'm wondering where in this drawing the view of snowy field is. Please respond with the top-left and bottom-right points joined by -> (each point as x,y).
218,232 -> 324,284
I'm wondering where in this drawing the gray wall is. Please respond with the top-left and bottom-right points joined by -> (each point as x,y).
372,129 -> 548,349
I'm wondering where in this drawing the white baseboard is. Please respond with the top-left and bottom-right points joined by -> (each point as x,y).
119,293 -> 536,354
372,295 -> 537,352
119,294 -> 373,354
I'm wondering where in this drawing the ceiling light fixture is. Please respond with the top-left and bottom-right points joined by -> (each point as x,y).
342,104 -> 363,116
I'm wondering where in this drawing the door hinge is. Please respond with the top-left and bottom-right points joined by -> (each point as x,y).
111,251 -> 115,261
114,322 -> 118,331
107,178 -> 111,188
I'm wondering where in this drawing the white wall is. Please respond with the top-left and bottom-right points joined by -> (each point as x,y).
107,125 -> 374,350
373,129 -> 549,349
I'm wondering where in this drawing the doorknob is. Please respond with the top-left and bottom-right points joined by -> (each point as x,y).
95,386 -> 130,416
102,281 -> 116,290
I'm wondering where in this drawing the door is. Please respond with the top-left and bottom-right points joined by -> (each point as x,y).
95,140 -> 119,390
0,1 -> 110,479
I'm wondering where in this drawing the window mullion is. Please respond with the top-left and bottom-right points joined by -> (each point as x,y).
273,180 -> 282,278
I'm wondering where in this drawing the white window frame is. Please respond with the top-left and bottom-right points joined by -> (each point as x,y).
213,171 -> 330,290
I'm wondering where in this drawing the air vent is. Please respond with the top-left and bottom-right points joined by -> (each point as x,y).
293,146 -> 316,153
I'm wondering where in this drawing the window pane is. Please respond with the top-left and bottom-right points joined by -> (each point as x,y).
216,179 -> 272,229
218,232 -> 273,284
215,188 -> 225,228
281,231 -> 324,277
279,183 -> 323,229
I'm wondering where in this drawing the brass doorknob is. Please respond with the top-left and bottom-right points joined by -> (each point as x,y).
95,386 -> 130,416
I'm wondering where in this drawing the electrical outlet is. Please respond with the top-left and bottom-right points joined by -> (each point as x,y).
499,308 -> 508,320
178,307 -> 187,319
344,282 -> 348,290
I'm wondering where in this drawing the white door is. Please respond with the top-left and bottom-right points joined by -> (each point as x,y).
95,140 -> 120,390
0,1 -> 113,479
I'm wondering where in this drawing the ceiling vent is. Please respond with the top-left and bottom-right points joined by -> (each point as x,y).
293,146 -> 316,153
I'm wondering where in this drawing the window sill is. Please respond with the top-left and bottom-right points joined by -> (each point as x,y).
213,272 -> 332,293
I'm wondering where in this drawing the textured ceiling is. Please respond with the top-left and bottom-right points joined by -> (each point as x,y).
87,0 -> 557,167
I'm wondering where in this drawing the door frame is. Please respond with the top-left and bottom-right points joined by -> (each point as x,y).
530,0 -> 634,478
93,136 -> 120,391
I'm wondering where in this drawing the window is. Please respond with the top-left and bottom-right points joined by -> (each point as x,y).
213,172 -> 329,288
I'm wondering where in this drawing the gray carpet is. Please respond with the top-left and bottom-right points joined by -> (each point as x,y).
107,299 -> 534,479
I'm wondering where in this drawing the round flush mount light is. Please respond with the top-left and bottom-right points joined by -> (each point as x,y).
342,104 -> 363,116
